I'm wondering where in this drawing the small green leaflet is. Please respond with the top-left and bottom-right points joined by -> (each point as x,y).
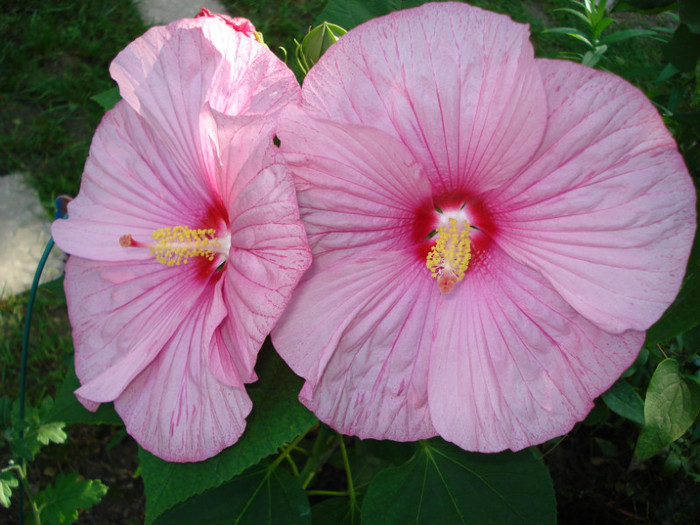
34,472 -> 108,525
0,470 -> 19,508
635,358 -> 700,460
361,439 -> 556,525
152,463 -> 310,525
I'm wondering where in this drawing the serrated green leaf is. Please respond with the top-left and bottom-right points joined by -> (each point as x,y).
90,87 -> 121,111
35,472 -> 108,525
141,342 -> 316,524
152,463 -> 310,525
36,421 -> 67,446
49,361 -> 122,426
361,440 -> 556,525
602,379 -> 645,424
635,359 -> 700,460
0,470 -> 19,508
646,221 -> 700,344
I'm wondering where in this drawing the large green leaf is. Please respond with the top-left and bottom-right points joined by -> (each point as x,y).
646,220 -> 700,345
663,24 -> 700,72
312,497 -> 360,525
48,361 -> 122,426
361,440 -> 556,524
152,463 -> 310,525
680,0 -> 700,33
601,379 -> 645,425
140,342 -> 316,524
635,359 -> 700,460
35,472 -> 108,525
315,0 -> 428,29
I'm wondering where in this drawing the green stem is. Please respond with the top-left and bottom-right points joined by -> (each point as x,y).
338,434 -> 356,508
298,425 -> 336,490
17,462 -> 41,525
306,490 -> 349,497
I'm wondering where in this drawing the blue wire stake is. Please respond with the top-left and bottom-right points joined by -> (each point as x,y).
18,198 -> 68,523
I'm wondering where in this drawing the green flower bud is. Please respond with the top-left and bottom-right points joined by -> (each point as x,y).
296,22 -> 347,74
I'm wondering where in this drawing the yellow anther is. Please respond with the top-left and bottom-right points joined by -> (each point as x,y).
426,218 -> 471,293
151,226 -> 220,266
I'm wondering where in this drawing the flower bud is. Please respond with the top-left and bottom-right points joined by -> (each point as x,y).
296,22 -> 347,73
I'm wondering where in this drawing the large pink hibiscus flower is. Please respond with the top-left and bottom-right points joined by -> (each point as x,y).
51,17 -> 311,462
271,2 -> 697,452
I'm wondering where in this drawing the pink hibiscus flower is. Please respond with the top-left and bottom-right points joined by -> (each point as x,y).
51,16 -> 310,462
271,2 -> 697,452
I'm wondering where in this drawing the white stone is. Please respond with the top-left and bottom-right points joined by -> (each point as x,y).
0,174 -> 66,298
135,0 -> 228,25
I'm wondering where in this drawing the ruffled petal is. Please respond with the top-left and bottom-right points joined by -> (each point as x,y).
278,104 -> 433,270
114,277 -> 251,462
272,252 -> 438,441
211,117 -> 311,384
51,101 -> 215,261
65,256 -> 217,405
301,2 -> 547,193
110,17 -> 299,186
428,247 -> 644,452
490,59 -> 697,333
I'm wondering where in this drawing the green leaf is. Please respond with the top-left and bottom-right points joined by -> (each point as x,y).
553,7 -> 593,26
35,472 -> 108,525
601,379 -> 645,424
635,359 -> 700,460
152,463 -> 310,525
680,0 -> 700,33
140,342 -> 317,524
49,361 -> 122,426
361,440 -> 556,525
36,421 -> 67,446
90,87 -> 121,111
315,0 -> 429,29
542,27 -> 594,46
663,24 -> 700,71
646,218 -> 700,344
598,28 -> 661,44
312,497 -> 360,525
0,470 -> 19,508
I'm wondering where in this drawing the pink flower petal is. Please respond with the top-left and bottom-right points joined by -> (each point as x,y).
490,59 -> 697,333
52,102 -> 217,261
211,116 -> 312,384
272,252 -> 438,440
65,257 -> 219,405
110,17 -> 298,182
114,278 -> 251,462
277,104 -> 433,271
301,2 -> 547,193
429,247 -> 644,452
